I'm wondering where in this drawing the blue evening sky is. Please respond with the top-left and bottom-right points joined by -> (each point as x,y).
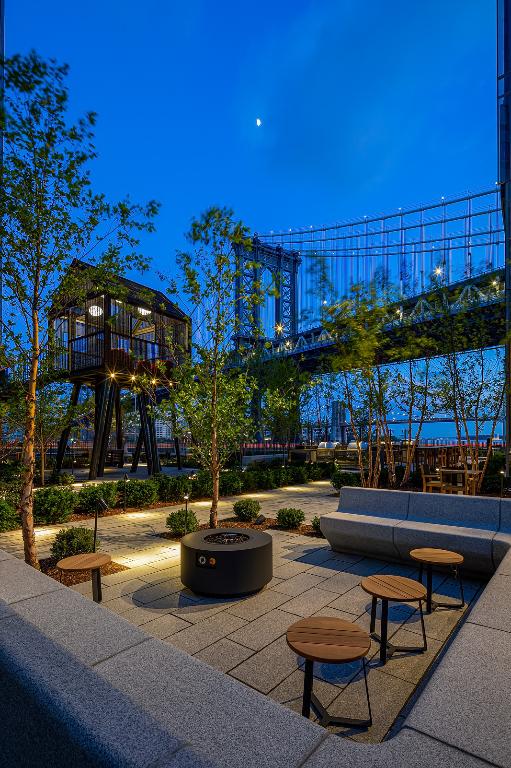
8,0 -> 496,281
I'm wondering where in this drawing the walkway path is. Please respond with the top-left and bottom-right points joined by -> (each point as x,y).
0,481 -> 337,560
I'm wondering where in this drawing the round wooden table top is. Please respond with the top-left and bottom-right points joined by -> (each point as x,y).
409,547 -> 464,566
361,574 -> 426,602
57,552 -> 111,572
286,616 -> 371,663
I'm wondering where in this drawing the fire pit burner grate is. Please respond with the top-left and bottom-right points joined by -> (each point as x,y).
204,532 -> 250,545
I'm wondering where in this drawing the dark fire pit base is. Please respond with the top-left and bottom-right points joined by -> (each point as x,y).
180,528 -> 273,597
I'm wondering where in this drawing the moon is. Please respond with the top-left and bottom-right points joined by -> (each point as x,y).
256,118 -> 262,127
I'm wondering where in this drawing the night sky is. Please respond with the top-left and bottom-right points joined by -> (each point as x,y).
8,0 -> 496,282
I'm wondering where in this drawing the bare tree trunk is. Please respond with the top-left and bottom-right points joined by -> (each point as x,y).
210,461 -> 219,528
18,323 -> 39,568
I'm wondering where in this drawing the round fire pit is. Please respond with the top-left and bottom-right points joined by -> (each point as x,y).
180,528 -> 273,597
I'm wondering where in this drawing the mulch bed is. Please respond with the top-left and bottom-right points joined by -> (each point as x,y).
160,516 -> 324,542
39,558 -> 129,586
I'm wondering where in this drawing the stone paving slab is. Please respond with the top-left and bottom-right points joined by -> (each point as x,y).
194,638 -> 254,672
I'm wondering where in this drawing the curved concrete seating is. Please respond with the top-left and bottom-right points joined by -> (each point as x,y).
321,487 -> 508,575
1,537 -> 511,767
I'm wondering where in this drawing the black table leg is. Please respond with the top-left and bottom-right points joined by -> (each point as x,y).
302,659 -> 313,718
380,599 -> 388,665
426,564 -> 433,613
91,568 -> 102,603
308,658 -> 372,729
425,565 -> 465,612
370,596 -> 377,633
372,598 -> 427,664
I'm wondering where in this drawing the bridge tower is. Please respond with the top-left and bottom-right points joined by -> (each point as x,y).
233,238 -> 301,346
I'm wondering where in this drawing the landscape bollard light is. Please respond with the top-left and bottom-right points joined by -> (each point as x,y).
94,497 -> 109,553
501,470 -> 506,498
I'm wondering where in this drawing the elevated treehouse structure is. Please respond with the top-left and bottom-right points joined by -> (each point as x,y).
52,260 -> 190,480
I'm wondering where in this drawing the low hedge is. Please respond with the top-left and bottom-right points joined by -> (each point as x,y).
0,499 -> 20,532
331,469 -> 361,491
166,507 -> 199,536
34,486 -> 76,524
233,498 -> 261,522
77,482 -> 118,514
155,474 -> 190,503
50,527 -> 96,560
276,507 -> 305,528
119,478 -> 158,508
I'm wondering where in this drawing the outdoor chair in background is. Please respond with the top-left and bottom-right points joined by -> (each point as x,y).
420,466 -> 442,493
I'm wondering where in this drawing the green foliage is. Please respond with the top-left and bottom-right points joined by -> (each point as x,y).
0,499 -> 20,532
219,471 -> 244,497
119,479 -> 158,508
276,507 -> 305,529
232,498 -> 261,522
155,474 -> 190,503
50,527 -> 96,561
331,470 -> 361,491
55,472 -> 75,486
77,483 -> 118,514
311,515 -> 322,534
166,507 -> 199,536
33,486 -> 76,524
0,461 -> 23,482
189,470 -> 213,499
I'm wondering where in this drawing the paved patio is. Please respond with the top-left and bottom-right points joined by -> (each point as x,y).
0,481 -> 484,743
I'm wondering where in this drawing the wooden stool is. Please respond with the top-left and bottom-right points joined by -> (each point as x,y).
361,575 -> 427,665
57,553 -> 112,603
410,548 -> 464,614
286,616 -> 372,728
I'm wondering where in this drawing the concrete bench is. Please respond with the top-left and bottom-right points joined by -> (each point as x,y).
2,540 -> 511,767
320,487 -> 508,575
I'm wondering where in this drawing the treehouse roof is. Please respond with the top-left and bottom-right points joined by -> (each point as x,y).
53,259 -> 188,323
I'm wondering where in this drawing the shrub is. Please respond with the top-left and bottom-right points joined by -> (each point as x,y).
166,507 -> 199,536
233,498 -> 261,522
77,482 -> 118,514
307,464 -> 325,481
190,470 -> 213,499
219,470 -> 244,497
154,473 -> 190,503
289,465 -> 308,484
50,527 -> 96,560
34,486 -> 76,524
0,499 -> 19,532
277,507 -> 305,528
119,478 -> 158,508
311,515 -> 322,534
0,460 -> 23,482
331,469 -> 361,491
0,480 -> 21,507
55,472 -> 75,486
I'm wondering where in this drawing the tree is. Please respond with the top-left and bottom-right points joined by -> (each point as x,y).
7,382 -> 93,485
259,357 -> 311,448
324,277 -> 434,487
427,280 -> 506,490
156,207 -> 259,528
0,52 -> 158,566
